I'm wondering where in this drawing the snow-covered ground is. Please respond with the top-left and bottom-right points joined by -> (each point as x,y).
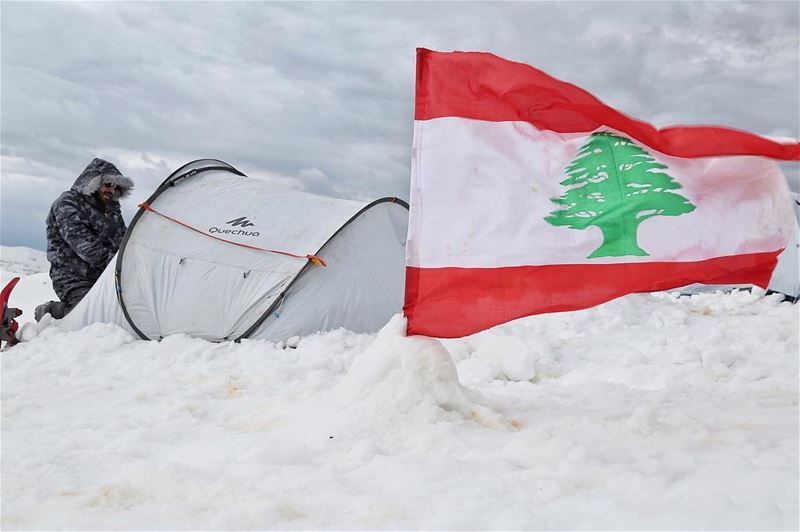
0,246 -> 54,324
0,246 -> 50,277
1,246 -> 798,529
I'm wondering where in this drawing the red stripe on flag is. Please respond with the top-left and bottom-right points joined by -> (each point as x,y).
404,251 -> 781,338
415,49 -> 799,161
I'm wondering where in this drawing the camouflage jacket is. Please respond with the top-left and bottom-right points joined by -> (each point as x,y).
46,158 -> 134,300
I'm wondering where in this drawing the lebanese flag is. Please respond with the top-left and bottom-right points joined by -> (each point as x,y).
405,48 -> 799,338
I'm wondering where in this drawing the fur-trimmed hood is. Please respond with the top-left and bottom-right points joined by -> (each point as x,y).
71,158 -> 134,200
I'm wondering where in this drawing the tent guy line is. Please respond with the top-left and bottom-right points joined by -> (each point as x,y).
137,202 -> 327,267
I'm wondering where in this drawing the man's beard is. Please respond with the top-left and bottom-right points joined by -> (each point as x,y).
95,191 -> 115,205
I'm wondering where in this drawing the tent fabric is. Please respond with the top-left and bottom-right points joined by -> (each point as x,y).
59,159 -> 409,342
768,197 -> 799,297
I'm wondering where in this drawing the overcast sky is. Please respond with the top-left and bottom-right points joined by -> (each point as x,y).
2,1 -> 798,250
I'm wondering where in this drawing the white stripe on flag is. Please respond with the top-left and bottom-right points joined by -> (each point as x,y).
407,118 -> 793,268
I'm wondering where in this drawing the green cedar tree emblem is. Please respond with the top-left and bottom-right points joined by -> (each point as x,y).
544,131 -> 696,259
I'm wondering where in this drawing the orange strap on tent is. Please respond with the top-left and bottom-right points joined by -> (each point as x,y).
138,202 -> 327,267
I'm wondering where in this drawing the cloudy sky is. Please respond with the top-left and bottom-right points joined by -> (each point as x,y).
2,1 -> 798,250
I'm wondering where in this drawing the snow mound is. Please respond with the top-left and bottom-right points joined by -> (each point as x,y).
449,331 -> 538,383
337,314 -> 505,429
0,246 -> 48,276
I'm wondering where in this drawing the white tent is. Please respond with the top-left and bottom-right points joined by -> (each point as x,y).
60,159 -> 409,342
767,193 -> 799,298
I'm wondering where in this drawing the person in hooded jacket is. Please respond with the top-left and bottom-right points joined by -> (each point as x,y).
35,158 -> 134,321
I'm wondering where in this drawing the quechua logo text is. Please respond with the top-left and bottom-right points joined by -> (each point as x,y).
208,216 -> 260,237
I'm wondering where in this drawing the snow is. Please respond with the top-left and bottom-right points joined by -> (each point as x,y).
1,246 -> 798,529
1,247 -> 57,330
0,246 -> 50,276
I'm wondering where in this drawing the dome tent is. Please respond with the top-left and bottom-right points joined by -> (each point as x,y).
60,159 -> 409,342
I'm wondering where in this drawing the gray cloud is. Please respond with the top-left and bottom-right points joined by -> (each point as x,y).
2,1 -> 798,249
